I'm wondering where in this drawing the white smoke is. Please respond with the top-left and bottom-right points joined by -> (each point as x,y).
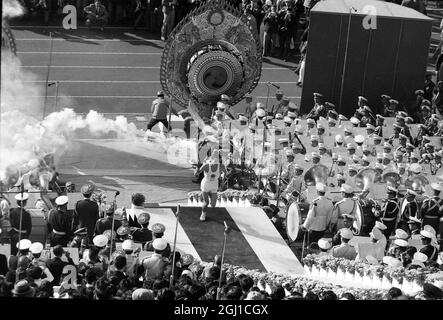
2,0 -> 25,19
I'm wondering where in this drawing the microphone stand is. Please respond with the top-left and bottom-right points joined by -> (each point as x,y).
216,221 -> 231,300
170,204 -> 180,289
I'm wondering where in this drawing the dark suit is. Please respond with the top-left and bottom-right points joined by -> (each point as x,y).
9,207 -> 32,256
74,198 -> 99,241
94,216 -> 121,235
132,228 -> 152,246
46,256 -> 75,285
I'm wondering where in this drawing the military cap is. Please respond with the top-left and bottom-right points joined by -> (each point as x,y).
413,252 -> 428,263
55,195 -> 68,206
275,113 -> 283,120
285,148 -> 294,156
409,163 -> 422,173
283,116 -> 292,124
340,228 -> 354,240
366,255 -> 379,265
392,123 -> 402,130
422,135 -> 431,142
370,227 -> 383,240
103,229 -> 117,240
375,221 -> 387,230
318,238 -> 331,250
337,155 -> 346,163
421,99 -> 431,106
381,94 -> 391,99
287,111 -> 296,118
238,114 -> 248,122
420,230 -> 434,239
283,96 -> 290,102
398,133 -> 407,140
256,109 -> 266,117
313,92 -> 324,97
311,134 -> 319,141
315,182 -> 327,193
307,118 -> 315,124
406,143 -> 414,149
394,239 -> 408,247
395,228 -> 409,240
410,153 -> 419,160
344,127 -> 352,134
152,238 -> 168,251
15,193 -> 29,201
293,164 -> 304,171
337,173 -> 345,180
398,111 -> 408,118
389,99 -> 399,104
181,253 -> 194,266
328,118 -> 337,125
17,239 -> 32,250
374,135 -> 382,141
335,134 -> 344,143
361,155 -> 369,164
338,114 -> 348,121
354,135 -> 364,144
93,234 -> 108,247
362,145 -> 370,151
266,115 -> 274,121
348,165 -> 358,172
383,142 -> 392,149
366,123 -> 375,130
430,183 -> 442,192
387,186 -> 398,193
421,105 -> 431,112
318,143 -> 326,150
220,94 -> 231,101
29,242 -> 44,254
358,96 -> 368,103
325,102 -> 336,109
423,225 -> 436,236
122,239 -> 135,251
405,117 -> 414,124
311,152 -> 320,159
117,225 -> 130,236
81,183 -> 94,195
350,117 -> 360,125
346,143 -> 356,150
152,223 -> 166,234
157,90 -> 165,97
74,227 -> 88,236
317,123 -> 325,130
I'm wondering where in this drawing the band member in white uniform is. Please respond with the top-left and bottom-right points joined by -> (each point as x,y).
198,150 -> 226,222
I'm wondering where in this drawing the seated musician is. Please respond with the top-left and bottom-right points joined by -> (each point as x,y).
306,92 -> 326,121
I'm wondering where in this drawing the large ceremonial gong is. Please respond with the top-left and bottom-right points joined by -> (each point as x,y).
160,0 -> 262,127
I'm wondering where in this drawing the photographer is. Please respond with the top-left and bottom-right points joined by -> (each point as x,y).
262,5 -> 279,57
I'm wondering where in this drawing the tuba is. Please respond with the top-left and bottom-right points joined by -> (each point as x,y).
382,171 -> 401,188
355,168 -> 381,191
304,164 -> 329,186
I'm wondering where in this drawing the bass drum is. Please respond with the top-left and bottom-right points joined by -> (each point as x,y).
353,199 -> 377,236
285,201 -> 301,242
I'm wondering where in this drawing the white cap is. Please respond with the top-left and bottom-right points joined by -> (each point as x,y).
29,242 -> 43,254
375,221 -> 387,230
394,239 -> 408,247
370,227 -> 383,240
55,195 -> 69,206
93,234 -> 108,247
285,149 -> 294,156
430,182 -> 442,192
409,163 -> 422,174
335,134 -> 344,143
395,228 -> 409,240
354,135 -> 364,144
318,238 -> 331,250
152,238 -> 168,251
366,255 -> 379,265
15,193 -> 29,201
316,182 -> 327,193
423,225 -> 436,236
413,252 -> 428,263
340,228 -> 354,240
420,230 -> 434,239
256,109 -> 266,117
122,239 -> 135,251
16,239 -> 32,250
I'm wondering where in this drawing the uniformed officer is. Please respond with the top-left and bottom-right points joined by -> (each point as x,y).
386,236 -> 409,259
314,238 -> 331,257
9,193 -> 32,256
73,183 -> 99,242
93,203 -> 122,236
419,183 -> 443,235
374,114 -> 385,137
301,183 -> 333,243
372,220 -> 388,250
283,164 -> 306,202
378,186 -> 400,239
311,152 -> 321,165
397,189 -> 419,231
281,149 -> 297,183
131,212 -> 153,246
330,184 -> 358,233
419,229 -> 438,262
141,238 -> 169,279
47,195 -> 72,247
307,92 -> 326,121
368,227 -> 386,260
331,228 -> 357,260
144,223 -> 171,258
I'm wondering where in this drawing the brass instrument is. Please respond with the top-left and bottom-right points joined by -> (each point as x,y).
382,171 -> 401,188
304,164 -> 329,186
355,168 -> 381,191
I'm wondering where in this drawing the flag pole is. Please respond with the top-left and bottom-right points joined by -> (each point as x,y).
43,32 -> 54,120
216,221 -> 230,300
169,204 -> 180,289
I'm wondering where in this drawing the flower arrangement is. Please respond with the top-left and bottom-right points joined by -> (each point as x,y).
187,189 -> 259,206
375,266 -> 385,279
302,254 -> 315,268
347,261 -> 356,275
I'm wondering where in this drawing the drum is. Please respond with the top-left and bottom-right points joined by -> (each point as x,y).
285,202 -> 301,242
353,199 -> 377,236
